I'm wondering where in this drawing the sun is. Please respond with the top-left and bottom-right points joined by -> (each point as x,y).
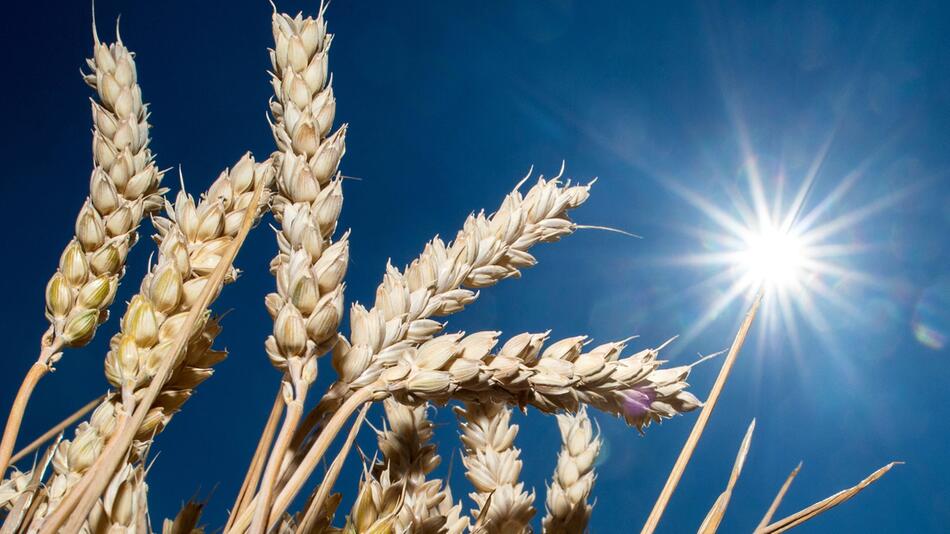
655,144 -> 907,356
739,225 -> 806,289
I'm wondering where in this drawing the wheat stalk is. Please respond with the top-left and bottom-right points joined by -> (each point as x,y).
696,419 -> 755,534
0,22 -> 166,479
542,405 -> 602,534
250,6 -> 349,529
32,155 -> 273,532
641,289 -> 763,533
456,401 -> 535,534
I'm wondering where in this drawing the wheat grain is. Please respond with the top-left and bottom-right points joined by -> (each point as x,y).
346,463 -> 403,533
456,401 -> 535,534
84,462 -> 150,533
542,405 -> 601,534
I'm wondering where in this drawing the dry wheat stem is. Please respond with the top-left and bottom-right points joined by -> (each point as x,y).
696,419 -> 755,534
0,351 -> 59,479
758,462 -> 900,533
39,160 -> 270,534
227,381 -> 381,533
296,402 -> 370,534
457,401 -> 534,534
754,461 -> 802,532
227,387 -> 285,532
250,387 -> 307,533
641,289 -> 763,534
9,394 -> 107,468
542,405 -> 602,534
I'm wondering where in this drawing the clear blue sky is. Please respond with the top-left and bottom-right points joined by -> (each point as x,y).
1,1 -> 947,531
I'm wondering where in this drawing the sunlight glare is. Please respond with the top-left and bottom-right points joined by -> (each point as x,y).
740,226 -> 805,288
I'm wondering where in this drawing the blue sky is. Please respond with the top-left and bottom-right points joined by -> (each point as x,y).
1,1 -> 947,531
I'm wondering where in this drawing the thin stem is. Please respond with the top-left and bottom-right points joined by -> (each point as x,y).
758,462 -> 900,533
227,382 -> 381,533
641,289 -> 763,534
249,381 -> 307,533
296,402 -> 370,534
41,176 -> 268,534
226,386 -> 285,532
0,336 -> 63,477
9,394 -> 106,466
754,462 -> 803,533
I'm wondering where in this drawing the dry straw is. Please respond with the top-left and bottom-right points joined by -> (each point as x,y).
0,3 -> 899,534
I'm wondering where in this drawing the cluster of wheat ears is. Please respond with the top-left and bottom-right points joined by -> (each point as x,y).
0,4 -> 896,533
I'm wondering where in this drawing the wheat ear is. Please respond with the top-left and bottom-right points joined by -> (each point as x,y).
456,401 -> 535,534
542,405 -> 602,534
380,331 -> 700,429
289,173 -> 592,462
368,399 -> 467,534
33,155 -> 273,532
0,24 -> 166,479
250,6 -> 348,530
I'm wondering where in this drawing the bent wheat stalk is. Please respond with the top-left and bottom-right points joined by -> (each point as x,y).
38,157 -> 272,534
0,23 -> 165,478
